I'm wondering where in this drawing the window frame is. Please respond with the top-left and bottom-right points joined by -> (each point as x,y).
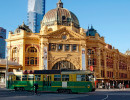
16,75 -> 21,81
62,74 -> 69,81
28,75 -> 34,81
22,75 -> 27,81
35,75 -> 41,81
65,44 -> 70,51
54,75 -> 61,81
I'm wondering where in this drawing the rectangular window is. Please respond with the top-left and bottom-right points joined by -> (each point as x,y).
30,57 -> 34,65
86,75 -> 89,81
22,75 -> 27,81
65,44 -> 70,51
72,44 -> 77,51
58,44 -> 63,51
88,49 -> 91,55
35,75 -> 41,81
54,75 -> 61,81
16,75 -> 21,81
27,57 -> 29,65
35,57 -> 37,65
76,75 -> 86,81
62,75 -> 69,81
49,43 -> 51,51
51,43 -> 56,51
28,75 -> 34,80
76,75 -> 81,81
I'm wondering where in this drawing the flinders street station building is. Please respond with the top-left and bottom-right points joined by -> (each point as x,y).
5,0 -> 130,87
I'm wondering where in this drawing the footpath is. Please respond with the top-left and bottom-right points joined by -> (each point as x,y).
96,88 -> 130,91
1,86 -> 130,92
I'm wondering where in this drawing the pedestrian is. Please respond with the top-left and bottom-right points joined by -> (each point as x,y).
122,83 -> 125,90
113,83 -> 114,89
34,83 -> 38,95
108,83 -> 110,89
106,82 -> 109,89
119,83 -> 121,89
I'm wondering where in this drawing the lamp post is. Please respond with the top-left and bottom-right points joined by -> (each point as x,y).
5,49 -> 8,88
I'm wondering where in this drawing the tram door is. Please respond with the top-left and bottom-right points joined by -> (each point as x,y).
43,75 -> 51,91
8,75 -> 14,89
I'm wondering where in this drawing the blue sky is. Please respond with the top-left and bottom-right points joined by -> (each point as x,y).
0,0 -> 130,53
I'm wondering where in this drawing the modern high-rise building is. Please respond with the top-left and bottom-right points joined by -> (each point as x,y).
27,0 -> 45,33
0,27 -> 6,58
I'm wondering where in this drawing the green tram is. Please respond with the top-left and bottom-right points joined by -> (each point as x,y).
8,70 -> 96,93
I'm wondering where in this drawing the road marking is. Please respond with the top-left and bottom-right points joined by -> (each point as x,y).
102,95 -> 108,100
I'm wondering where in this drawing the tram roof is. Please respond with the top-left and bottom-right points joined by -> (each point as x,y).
34,70 -> 61,74
61,70 -> 94,74
34,70 -> 93,75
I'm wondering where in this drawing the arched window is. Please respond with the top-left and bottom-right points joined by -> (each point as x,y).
12,47 -> 19,62
52,60 -> 76,70
28,47 -> 37,53
25,47 -> 39,66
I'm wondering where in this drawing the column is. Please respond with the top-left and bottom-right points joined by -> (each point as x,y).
103,50 -> 107,78
77,45 -> 79,52
96,48 -> 101,78
70,44 -> 72,52
40,38 -> 44,70
56,44 -> 58,52
63,44 -> 65,52
113,53 -> 116,80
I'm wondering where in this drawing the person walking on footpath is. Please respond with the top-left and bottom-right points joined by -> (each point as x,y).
119,83 -> 122,89
108,83 -> 110,89
34,83 -> 38,95
113,83 -> 114,89
106,82 -> 109,89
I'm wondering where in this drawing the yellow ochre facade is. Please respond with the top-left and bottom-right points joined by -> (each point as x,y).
6,0 -> 130,85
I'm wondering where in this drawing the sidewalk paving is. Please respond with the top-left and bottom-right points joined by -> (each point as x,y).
96,88 -> 130,91
1,87 -> 130,92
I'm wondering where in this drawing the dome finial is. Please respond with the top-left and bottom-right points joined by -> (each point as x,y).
22,21 -> 25,26
57,0 -> 63,8
91,24 -> 94,29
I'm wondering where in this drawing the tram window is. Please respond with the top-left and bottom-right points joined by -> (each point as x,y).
22,75 -> 27,81
28,75 -> 34,80
76,75 -> 85,81
88,74 -> 94,81
35,75 -> 41,81
86,75 -> 89,81
76,75 -> 81,81
81,75 -> 85,81
16,75 -> 21,81
62,75 -> 69,81
54,75 -> 61,81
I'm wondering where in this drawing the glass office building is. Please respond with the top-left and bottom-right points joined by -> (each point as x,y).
27,0 -> 45,33
0,27 -> 6,58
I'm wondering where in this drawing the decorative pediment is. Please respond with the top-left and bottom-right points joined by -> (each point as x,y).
42,27 -> 85,40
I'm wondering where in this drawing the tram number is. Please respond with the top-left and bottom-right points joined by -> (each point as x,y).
88,85 -> 90,88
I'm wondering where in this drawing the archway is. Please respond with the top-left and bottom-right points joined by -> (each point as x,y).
52,60 -> 76,70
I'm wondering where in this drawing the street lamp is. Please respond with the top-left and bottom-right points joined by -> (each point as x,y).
5,49 -> 8,88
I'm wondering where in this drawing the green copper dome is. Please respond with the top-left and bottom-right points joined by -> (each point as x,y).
86,26 -> 100,36
15,22 -> 32,33
41,0 -> 80,29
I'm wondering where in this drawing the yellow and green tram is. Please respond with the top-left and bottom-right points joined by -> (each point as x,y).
8,70 -> 96,93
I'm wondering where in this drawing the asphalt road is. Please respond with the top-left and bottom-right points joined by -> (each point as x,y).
0,88 -> 130,100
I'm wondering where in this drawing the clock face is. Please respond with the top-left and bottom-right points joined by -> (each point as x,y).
62,35 -> 67,40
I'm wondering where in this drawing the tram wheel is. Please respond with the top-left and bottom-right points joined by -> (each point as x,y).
68,90 -> 72,94
14,87 -> 18,91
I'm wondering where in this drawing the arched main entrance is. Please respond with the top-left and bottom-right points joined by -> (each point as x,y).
52,60 -> 76,70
